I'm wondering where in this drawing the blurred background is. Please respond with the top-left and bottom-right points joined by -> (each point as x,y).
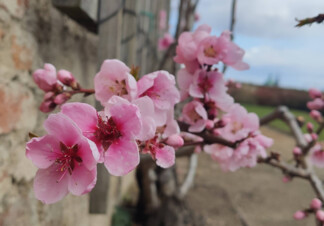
0,0 -> 323,226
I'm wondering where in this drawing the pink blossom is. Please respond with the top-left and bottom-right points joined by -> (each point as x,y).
177,68 -> 194,100
307,122 -> 314,133
310,144 -> 324,168
204,133 -> 271,172
162,108 -> 181,138
215,104 -> 259,142
142,137 -> 175,168
310,110 -> 322,121
293,210 -> 306,220
61,96 -> 142,176
181,100 -> 208,132
137,70 -> 180,126
189,69 -> 234,110
311,198 -> 322,209
158,33 -> 174,51
33,63 -> 58,92
174,24 -> 211,73
316,210 -> 324,221
94,59 -> 137,106
309,88 -> 322,99
26,113 -> 99,204
57,69 -> 76,86
307,98 -> 324,110
196,31 -> 249,70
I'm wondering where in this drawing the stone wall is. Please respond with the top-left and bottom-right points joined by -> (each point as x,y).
0,1 -> 130,225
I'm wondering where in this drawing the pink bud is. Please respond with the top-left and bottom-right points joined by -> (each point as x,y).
282,176 -> 291,183
293,210 -> 306,220
311,198 -> 322,209
311,133 -> 318,141
54,93 -> 71,105
309,88 -> 322,99
43,91 -> 55,101
307,122 -> 314,133
39,100 -> 56,113
213,129 -> 221,136
57,69 -> 75,86
166,134 -> 184,148
33,63 -> 57,92
316,210 -> 324,221
205,120 -> 214,130
293,147 -> 302,155
307,98 -> 324,110
310,110 -> 322,121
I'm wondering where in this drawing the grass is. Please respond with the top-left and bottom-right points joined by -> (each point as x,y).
241,103 -> 323,139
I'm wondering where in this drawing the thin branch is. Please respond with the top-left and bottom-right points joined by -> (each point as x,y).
295,14 -> 324,27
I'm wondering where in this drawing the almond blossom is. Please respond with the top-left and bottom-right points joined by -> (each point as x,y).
158,33 -> 174,51
94,59 -> 137,106
26,113 -> 99,204
181,100 -> 208,132
137,70 -> 180,126
62,96 -> 142,176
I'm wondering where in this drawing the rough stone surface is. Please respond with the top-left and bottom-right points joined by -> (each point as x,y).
0,1 -> 132,225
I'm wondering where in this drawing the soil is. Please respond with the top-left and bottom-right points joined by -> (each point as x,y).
179,127 -> 324,226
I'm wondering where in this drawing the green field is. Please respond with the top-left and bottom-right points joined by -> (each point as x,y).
241,103 -> 323,139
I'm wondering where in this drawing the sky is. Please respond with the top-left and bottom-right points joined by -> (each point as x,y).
170,0 -> 324,90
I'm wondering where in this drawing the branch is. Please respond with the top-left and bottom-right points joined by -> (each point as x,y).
177,153 -> 198,199
295,14 -> 324,27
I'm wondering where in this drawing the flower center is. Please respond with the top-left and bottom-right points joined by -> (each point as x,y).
95,116 -> 122,150
231,121 -> 243,134
55,142 -> 82,178
198,75 -> 213,93
204,45 -> 217,58
109,79 -> 128,96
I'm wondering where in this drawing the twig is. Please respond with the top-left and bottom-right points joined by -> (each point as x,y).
295,14 -> 324,27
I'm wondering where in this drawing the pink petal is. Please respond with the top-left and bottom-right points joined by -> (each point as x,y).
156,145 -> 175,168
26,135 -> 60,169
34,164 -> 69,204
68,165 -> 97,195
104,139 -> 139,176
108,100 -> 141,138
61,102 -> 98,133
189,119 -> 206,132
44,113 -> 83,147
78,138 -> 100,169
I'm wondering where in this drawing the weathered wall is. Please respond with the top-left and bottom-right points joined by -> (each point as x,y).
0,1 -> 108,225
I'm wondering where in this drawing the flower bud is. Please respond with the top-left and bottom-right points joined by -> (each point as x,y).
310,198 -> 322,210
316,210 -> 324,221
205,120 -> 214,130
33,63 -> 57,92
293,210 -> 306,220
57,69 -> 76,86
309,88 -> 322,99
307,122 -> 314,133
39,100 -> 56,113
293,147 -> 302,155
54,93 -> 71,105
310,110 -> 322,122
307,98 -> 324,110
43,91 -> 55,101
166,134 -> 184,148
311,133 -> 318,141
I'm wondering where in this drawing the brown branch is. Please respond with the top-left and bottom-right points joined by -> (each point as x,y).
295,14 -> 324,27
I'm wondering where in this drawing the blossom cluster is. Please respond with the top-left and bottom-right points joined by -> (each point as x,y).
27,59 -> 182,203
175,24 -> 273,171
26,24 -> 274,204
